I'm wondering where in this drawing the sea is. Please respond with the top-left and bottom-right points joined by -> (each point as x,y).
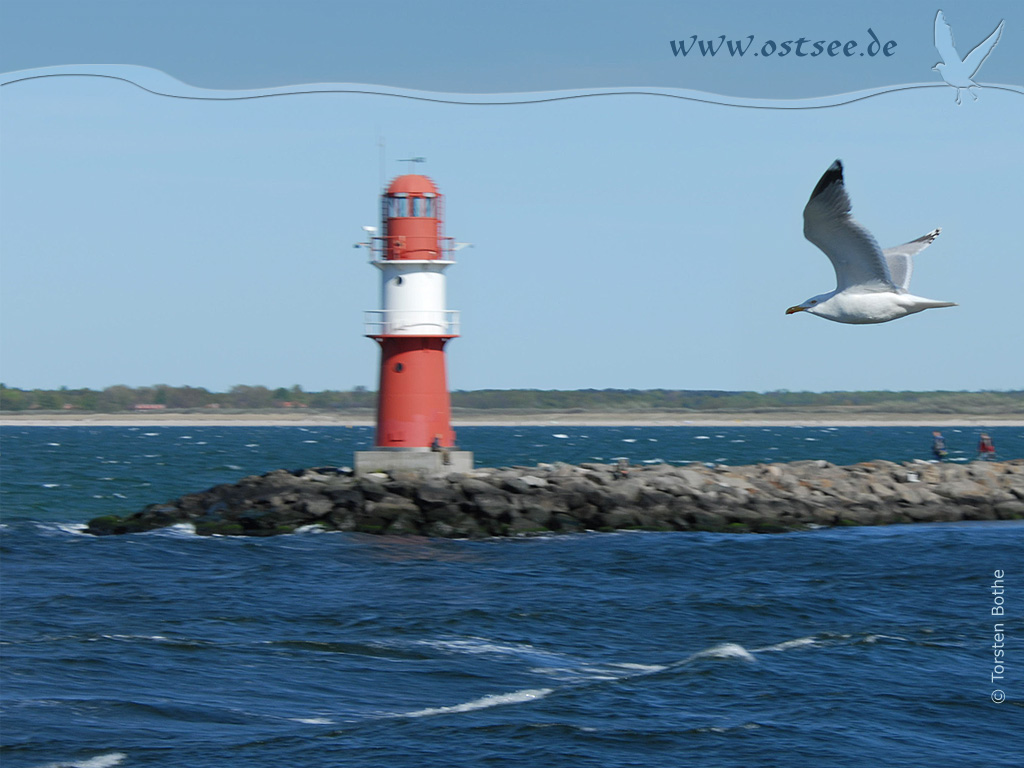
2,425 -> 1022,767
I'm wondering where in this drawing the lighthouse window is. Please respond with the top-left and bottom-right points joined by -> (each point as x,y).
394,363 -> 404,372
412,197 -> 424,217
388,196 -> 409,217
424,198 -> 435,217
394,276 -> 403,286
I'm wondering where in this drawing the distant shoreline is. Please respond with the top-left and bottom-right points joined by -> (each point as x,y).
2,410 -> 1022,428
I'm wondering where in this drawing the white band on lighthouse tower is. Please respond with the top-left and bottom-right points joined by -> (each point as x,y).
365,259 -> 459,336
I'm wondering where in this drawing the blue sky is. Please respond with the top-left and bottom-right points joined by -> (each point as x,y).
1,1 -> 1021,393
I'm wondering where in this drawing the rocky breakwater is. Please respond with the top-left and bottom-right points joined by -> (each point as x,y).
86,459 -> 1024,538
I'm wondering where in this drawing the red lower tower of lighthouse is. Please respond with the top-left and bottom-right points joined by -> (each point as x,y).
355,174 -> 471,473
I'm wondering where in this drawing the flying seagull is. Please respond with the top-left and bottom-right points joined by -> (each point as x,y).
933,10 -> 1004,104
785,160 -> 956,324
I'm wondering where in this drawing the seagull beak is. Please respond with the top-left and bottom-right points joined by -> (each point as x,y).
785,305 -> 806,315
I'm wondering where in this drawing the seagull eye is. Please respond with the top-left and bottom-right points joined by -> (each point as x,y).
809,300 -> 818,305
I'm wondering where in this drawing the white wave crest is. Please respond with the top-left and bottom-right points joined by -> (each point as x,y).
687,642 -> 757,664
569,661 -> 669,682
143,522 -> 197,537
603,662 -> 668,673
35,522 -> 89,536
294,524 -> 332,534
421,637 -> 536,656
419,637 -> 573,668
754,637 -> 818,653
33,753 -> 128,768
859,633 -> 908,645
402,688 -> 553,718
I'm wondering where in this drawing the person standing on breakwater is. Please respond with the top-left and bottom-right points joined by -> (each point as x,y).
932,431 -> 949,462
977,433 -> 996,461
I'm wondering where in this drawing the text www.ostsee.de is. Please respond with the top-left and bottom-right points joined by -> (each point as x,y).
670,29 -> 897,59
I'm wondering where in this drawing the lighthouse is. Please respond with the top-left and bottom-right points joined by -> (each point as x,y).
353,174 -> 473,475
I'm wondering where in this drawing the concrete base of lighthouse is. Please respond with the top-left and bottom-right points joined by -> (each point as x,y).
354,449 -> 474,477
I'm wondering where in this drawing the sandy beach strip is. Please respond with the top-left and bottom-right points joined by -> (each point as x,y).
2,411 -> 1022,428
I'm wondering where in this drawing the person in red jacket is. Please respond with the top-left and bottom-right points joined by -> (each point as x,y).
977,433 -> 996,461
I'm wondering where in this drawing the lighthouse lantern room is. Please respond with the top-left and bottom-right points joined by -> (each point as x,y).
354,173 -> 473,475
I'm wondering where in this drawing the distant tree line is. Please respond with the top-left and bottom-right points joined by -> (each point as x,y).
1,384 -> 1022,415
0,384 -> 375,413
451,388 -> 1024,414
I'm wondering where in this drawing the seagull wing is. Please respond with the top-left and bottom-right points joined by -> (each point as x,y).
882,229 -> 941,292
962,20 -> 1004,78
803,160 -> 894,293
934,10 -> 960,65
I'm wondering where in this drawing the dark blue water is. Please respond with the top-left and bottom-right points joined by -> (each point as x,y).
2,427 -> 1022,767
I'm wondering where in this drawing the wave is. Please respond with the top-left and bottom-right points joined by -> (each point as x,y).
683,642 -> 758,664
294,524 -> 333,534
140,522 -> 198,538
400,688 -> 554,719
419,634 -> 819,677
390,634 -> 824,721
96,634 -> 172,643
31,754 -> 127,768
753,636 -> 818,653
856,633 -> 909,645
33,522 -> 89,536
416,637 -> 578,669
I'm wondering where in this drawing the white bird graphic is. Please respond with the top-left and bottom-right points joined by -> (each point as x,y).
932,10 -> 1004,104
786,160 -> 956,324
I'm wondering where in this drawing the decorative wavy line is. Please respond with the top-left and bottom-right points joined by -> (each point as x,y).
2,65 -> 1022,109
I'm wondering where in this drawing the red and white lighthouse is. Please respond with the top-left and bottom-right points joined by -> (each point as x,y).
355,174 -> 472,474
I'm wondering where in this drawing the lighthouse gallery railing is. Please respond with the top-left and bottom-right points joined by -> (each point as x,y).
364,310 -> 460,337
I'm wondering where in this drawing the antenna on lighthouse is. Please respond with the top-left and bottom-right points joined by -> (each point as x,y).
398,156 -> 427,173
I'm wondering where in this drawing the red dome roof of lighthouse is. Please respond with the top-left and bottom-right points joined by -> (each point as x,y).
386,174 -> 439,195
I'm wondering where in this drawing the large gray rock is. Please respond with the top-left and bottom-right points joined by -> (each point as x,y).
471,492 -> 517,520
416,480 -> 462,506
